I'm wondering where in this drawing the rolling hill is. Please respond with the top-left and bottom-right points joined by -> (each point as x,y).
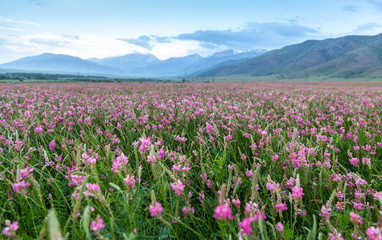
0,53 -> 119,75
197,33 -> 382,78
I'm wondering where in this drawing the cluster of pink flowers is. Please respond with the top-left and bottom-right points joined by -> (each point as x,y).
213,203 -> 234,221
170,179 -> 185,196
111,153 -> 129,173
149,202 -> 163,217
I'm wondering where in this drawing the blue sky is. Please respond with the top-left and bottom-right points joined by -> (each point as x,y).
0,0 -> 382,63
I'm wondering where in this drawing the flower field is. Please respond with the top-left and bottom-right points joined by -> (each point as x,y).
1,82 -> 382,239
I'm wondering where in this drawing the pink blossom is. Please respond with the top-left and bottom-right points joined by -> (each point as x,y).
149,202 -> 163,217
213,203 -> 234,220
90,215 -> 105,233
124,175 -> 136,190
319,205 -> 331,221
275,222 -> 283,234
350,212 -> 364,225
274,202 -> 288,213
170,179 -> 185,196
238,217 -> 255,235
2,220 -> 18,237
291,186 -> 304,199
366,227 -> 382,240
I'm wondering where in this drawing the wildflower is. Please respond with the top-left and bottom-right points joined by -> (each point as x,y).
319,205 -> 331,221
350,212 -> 364,225
232,198 -> 241,209
238,217 -> 255,235
328,230 -> 344,240
124,175 -> 136,190
147,154 -> 157,163
49,140 -> 56,151
13,180 -> 30,194
275,222 -> 284,234
182,206 -> 195,215
349,157 -> 359,167
111,153 -> 129,173
355,178 -> 367,186
2,220 -> 18,238
34,126 -> 44,133
225,135 -> 232,142
149,202 -> 163,217
213,203 -> 234,220
84,183 -> 101,198
82,153 -> 96,166
266,182 -> 280,193
274,202 -> 288,213
90,215 -> 105,233
366,227 -> 382,240
170,179 -> 185,196
291,186 -> 304,199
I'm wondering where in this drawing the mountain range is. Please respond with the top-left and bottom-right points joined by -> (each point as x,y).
2,33 -> 382,79
0,49 -> 266,77
197,33 -> 382,78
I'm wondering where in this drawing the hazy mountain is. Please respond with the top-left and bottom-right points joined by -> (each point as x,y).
131,54 -> 203,77
89,53 -> 160,73
197,34 -> 382,78
0,53 -> 119,75
130,49 -> 267,77
186,49 -> 267,75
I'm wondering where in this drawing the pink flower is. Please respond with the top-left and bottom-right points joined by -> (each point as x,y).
90,215 -> 105,233
225,135 -> 232,142
170,179 -> 185,196
213,203 -> 234,221
49,140 -> 56,151
13,180 -> 30,194
291,186 -> 304,199
2,220 -> 18,237
328,230 -> 344,240
274,202 -> 288,213
238,217 -> 255,235
84,183 -> 101,198
350,212 -> 364,225
366,227 -> 382,240
111,153 -> 129,173
147,154 -> 157,163
124,175 -> 136,190
349,157 -> 359,167
355,178 -> 367,186
275,222 -> 283,234
319,205 -> 331,221
266,182 -> 280,193
182,206 -> 195,215
149,202 -> 163,217
34,126 -> 44,133
82,153 -> 96,166
232,198 -> 241,209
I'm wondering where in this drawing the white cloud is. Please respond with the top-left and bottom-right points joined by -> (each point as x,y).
0,26 -> 24,32
150,39 -> 223,60
0,14 -> 39,26
0,33 -> 151,60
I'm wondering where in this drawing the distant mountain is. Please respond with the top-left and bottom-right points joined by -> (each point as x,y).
186,49 -> 267,75
130,49 -> 267,77
0,53 -> 119,75
131,54 -> 203,77
0,50 -> 267,77
197,34 -> 382,78
89,53 -> 160,74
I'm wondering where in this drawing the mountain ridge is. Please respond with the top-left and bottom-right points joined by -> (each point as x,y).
197,33 -> 382,78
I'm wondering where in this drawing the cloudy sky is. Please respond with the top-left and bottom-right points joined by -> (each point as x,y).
0,0 -> 382,63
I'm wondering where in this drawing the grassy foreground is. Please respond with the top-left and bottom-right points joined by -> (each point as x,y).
0,82 -> 382,239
